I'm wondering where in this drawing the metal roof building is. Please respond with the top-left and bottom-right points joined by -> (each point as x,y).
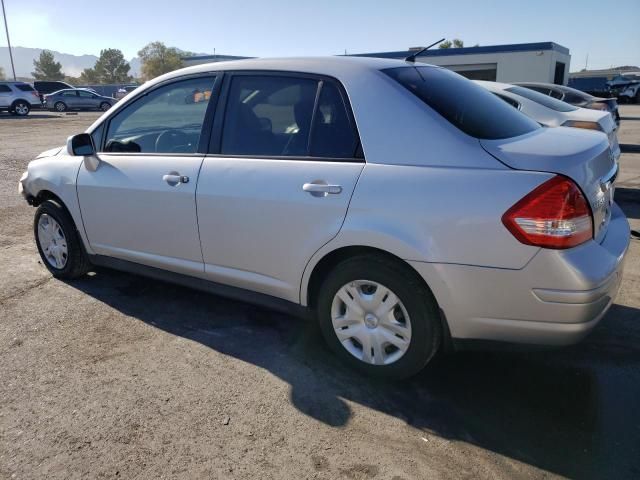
181,42 -> 571,85
352,42 -> 571,84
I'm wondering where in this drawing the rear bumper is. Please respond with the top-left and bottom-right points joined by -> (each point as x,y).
410,202 -> 630,346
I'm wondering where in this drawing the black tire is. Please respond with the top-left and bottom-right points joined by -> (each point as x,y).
99,102 -> 111,111
54,101 -> 67,112
13,100 -> 30,116
316,254 -> 442,379
34,200 -> 91,279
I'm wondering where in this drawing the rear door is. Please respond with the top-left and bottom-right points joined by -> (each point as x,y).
196,73 -> 364,302
60,90 -> 80,108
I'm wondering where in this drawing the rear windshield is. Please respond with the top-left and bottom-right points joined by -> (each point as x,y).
506,86 -> 578,112
16,84 -> 35,92
383,66 -> 540,140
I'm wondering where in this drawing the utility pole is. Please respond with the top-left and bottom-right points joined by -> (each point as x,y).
1,0 -> 16,80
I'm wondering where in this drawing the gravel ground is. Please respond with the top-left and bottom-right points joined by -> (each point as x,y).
1,107 -> 639,480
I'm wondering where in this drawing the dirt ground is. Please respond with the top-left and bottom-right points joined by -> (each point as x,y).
1,107 -> 639,480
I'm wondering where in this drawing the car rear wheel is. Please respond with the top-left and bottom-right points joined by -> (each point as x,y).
13,101 -> 30,116
317,254 -> 441,379
34,200 -> 91,279
99,102 -> 111,111
54,101 -> 67,112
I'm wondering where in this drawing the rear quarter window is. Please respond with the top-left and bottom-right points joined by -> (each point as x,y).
383,67 -> 540,140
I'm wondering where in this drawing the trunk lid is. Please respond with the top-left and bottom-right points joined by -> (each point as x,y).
481,126 -> 617,243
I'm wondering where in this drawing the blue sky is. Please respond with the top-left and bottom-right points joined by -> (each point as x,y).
2,0 -> 639,70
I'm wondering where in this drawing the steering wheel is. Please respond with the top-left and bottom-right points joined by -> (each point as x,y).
155,129 -> 190,153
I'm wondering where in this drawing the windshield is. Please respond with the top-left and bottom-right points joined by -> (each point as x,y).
506,86 -> 578,112
383,66 -> 540,140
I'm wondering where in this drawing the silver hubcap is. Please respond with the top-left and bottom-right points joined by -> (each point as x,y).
56,103 -> 65,111
16,104 -> 28,115
331,280 -> 412,366
37,214 -> 68,269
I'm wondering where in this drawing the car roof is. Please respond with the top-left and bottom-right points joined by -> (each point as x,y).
152,56 -> 439,85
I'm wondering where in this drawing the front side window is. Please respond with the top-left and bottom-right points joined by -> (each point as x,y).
78,90 -> 95,98
104,76 -> 216,154
221,75 -> 319,156
16,84 -> 35,92
384,66 -> 540,139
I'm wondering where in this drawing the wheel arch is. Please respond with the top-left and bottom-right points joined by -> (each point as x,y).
11,98 -> 32,108
303,244 -> 453,351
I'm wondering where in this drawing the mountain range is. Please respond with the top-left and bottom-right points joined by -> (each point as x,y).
0,46 -> 142,80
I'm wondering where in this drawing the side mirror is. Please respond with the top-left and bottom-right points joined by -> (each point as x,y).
67,133 -> 100,171
67,133 -> 95,156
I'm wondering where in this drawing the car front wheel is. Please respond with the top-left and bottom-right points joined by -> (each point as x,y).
13,101 -> 30,116
54,101 -> 67,112
317,254 -> 441,379
34,200 -> 91,279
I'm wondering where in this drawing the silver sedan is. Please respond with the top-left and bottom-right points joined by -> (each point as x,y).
44,88 -> 116,112
19,57 -> 630,378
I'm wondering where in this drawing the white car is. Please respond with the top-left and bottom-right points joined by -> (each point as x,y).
19,58 -> 629,378
475,80 -> 621,162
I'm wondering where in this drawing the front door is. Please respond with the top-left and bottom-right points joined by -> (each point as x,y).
77,75 -> 218,276
77,90 -> 97,108
196,74 -> 364,302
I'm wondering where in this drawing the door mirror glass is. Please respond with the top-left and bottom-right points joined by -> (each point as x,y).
69,133 -> 96,156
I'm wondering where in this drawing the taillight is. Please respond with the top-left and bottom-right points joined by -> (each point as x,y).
561,120 -> 603,131
502,176 -> 593,249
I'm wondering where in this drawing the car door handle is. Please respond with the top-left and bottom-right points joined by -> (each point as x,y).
163,173 -> 189,185
303,183 -> 342,195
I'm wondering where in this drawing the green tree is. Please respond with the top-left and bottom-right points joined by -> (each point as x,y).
79,67 -> 100,84
32,50 -> 64,80
138,41 -> 184,80
93,48 -> 131,83
64,75 -> 82,86
438,39 -> 465,49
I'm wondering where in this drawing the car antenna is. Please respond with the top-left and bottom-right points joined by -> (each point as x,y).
405,38 -> 446,63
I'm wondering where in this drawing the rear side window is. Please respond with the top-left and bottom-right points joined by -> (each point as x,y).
16,84 -> 35,92
310,82 -> 358,158
61,91 -> 77,97
221,75 -> 319,156
506,86 -> 578,112
0,85 -> 11,93
384,67 -> 540,140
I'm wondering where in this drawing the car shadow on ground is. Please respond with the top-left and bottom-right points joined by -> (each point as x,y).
66,269 -> 640,480
616,188 -> 640,221
0,113 -> 59,119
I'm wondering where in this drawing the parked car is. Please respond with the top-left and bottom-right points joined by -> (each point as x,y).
476,81 -> 621,162
0,81 -> 41,116
44,88 -> 116,112
114,85 -> 139,100
19,58 -> 629,378
514,82 -> 620,125
607,73 -> 640,103
33,80 -> 75,103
